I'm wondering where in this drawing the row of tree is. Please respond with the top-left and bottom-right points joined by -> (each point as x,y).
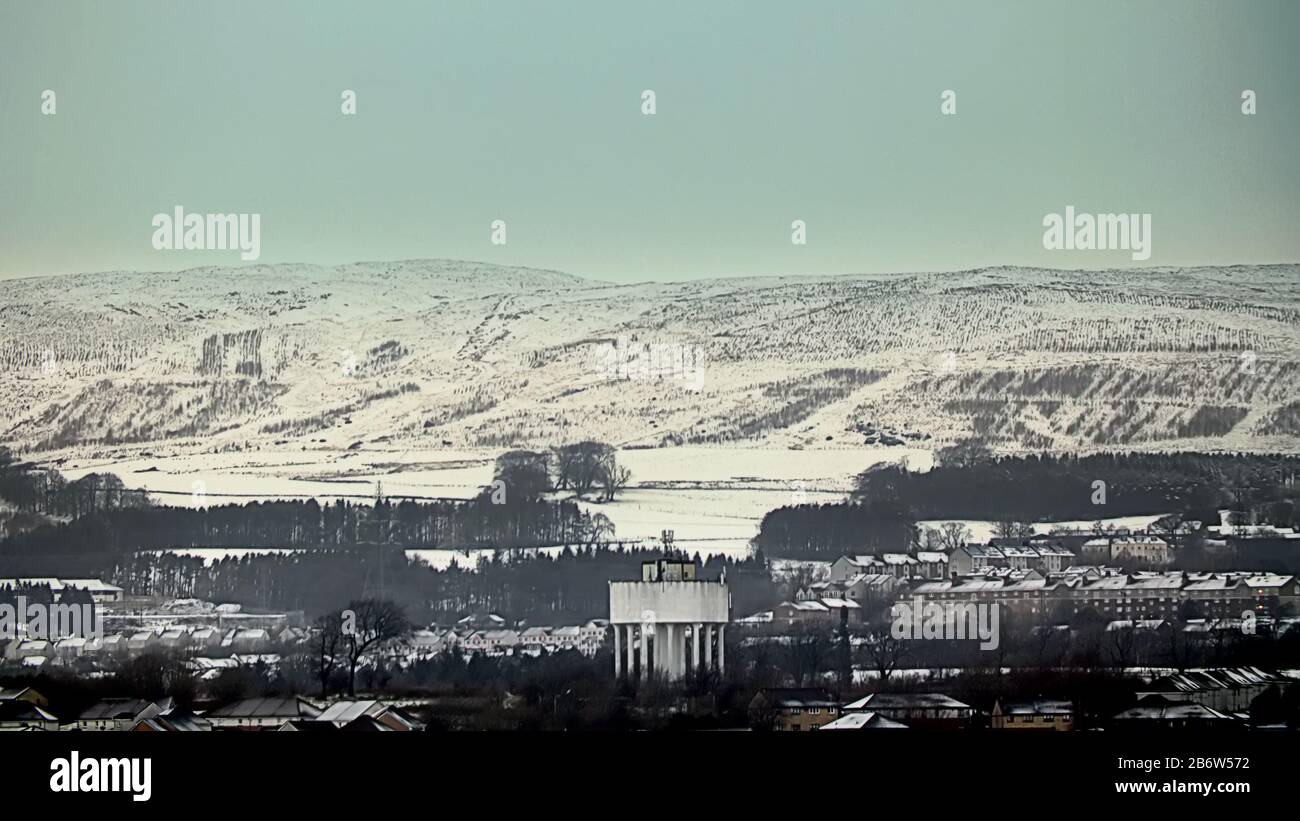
107,545 -> 777,627
755,448 -> 1300,558
0,492 -> 610,562
0,446 -> 148,518
495,442 -> 631,502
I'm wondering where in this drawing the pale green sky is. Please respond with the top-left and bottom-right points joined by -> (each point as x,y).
1,0 -> 1297,281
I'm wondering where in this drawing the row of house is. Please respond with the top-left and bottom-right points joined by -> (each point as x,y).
909,569 -> 1300,621
1079,535 -> 1175,565
0,690 -> 420,732
769,553 -> 1298,627
829,552 -> 951,582
0,577 -> 124,603
753,667 -> 1293,731
2,625 -> 294,668
398,619 -> 611,660
948,543 -> 1078,575
754,688 -> 1060,731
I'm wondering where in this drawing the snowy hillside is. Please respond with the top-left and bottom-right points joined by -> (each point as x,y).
2,260 -> 1298,460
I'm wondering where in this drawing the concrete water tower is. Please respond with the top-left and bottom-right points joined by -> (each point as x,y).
609,559 -> 731,681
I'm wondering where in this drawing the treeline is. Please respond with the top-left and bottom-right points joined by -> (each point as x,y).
109,546 -> 776,625
852,449 -> 1299,522
754,449 -> 1300,558
753,502 -> 917,559
0,446 -> 148,517
0,494 -> 598,561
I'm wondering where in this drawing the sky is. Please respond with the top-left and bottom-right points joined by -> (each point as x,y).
1,0 -> 1297,282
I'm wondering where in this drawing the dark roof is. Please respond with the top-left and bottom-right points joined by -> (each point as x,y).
343,715 -> 393,731
79,699 -> 154,721
205,697 -> 319,719
279,720 -> 339,732
0,700 -> 56,722
756,687 -> 838,707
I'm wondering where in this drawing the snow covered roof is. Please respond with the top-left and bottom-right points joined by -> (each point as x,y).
1113,695 -> 1234,721
819,598 -> 860,609
784,600 -> 829,612
997,700 -> 1073,716
1183,577 -> 1243,591
316,700 -> 384,725
821,711 -> 907,730
844,693 -> 971,711
205,697 -> 320,719
1245,574 -> 1296,589
880,553 -> 919,565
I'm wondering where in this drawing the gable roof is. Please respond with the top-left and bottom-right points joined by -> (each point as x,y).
844,692 -> 972,711
820,711 -> 908,730
0,700 -> 58,722
205,696 -> 320,719
79,699 -> 156,721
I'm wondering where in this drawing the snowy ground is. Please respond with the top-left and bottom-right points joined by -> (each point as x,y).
102,444 -> 1173,573
76,445 -> 924,562
918,514 -> 1169,544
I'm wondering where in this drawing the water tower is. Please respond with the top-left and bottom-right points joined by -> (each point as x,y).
609,559 -> 731,681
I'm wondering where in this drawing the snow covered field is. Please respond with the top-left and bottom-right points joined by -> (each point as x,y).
69,445 -> 922,561
104,444 -> 1170,569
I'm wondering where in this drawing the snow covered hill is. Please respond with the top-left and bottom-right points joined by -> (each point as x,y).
2,260 -> 1298,461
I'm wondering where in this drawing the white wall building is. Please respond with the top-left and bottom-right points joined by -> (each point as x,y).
608,560 -> 730,681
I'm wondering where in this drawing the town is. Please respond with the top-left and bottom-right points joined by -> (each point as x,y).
3,508 -> 1297,732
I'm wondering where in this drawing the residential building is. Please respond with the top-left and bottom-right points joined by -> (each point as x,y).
774,598 -> 861,628
1136,667 -> 1288,713
314,700 -> 420,731
77,699 -> 163,731
842,693 -> 975,728
0,699 -> 60,731
1111,694 -> 1240,729
204,696 -> 321,729
819,711 -> 907,730
750,688 -> 842,731
991,700 -> 1075,730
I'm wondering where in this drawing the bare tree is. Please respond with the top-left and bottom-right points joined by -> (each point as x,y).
859,620 -> 909,684
313,611 -> 345,696
993,520 -> 1035,540
936,521 -> 972,551
917,526 -> 945,551
1105,623 -> 1136,669
342,598 -> 411,697
598,453 -> 632,502
1090,519 -> 1116,536
584,512 -> 616,546
784,625 -> 827,687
